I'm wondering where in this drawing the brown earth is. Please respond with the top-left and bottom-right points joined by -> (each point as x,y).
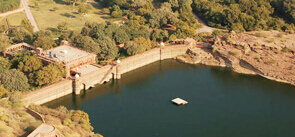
178,31 -> 295,86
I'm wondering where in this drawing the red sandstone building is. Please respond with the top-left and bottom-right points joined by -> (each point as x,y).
36,41 -> 97,77
4,41 -> 98,77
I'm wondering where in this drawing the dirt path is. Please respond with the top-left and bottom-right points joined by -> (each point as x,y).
21,0 -> 39,32
194,12 -> 215,34
0,8 -> 24,17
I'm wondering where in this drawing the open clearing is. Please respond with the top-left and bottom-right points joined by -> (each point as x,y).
28,0 -> 110,31
0,11 -> 27,27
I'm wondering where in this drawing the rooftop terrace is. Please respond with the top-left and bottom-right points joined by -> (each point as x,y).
46,45 -> 91,63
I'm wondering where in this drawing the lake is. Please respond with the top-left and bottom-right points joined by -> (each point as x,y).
46,59 -> 295,137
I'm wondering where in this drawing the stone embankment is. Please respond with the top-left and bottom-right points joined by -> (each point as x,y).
24,45 -> 190,105
178,31 -> 295,86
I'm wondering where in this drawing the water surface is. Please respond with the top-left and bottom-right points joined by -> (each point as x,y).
46,60 -> 295,137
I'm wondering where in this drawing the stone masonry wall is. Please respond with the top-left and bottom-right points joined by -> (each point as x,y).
24,80 -> 73,105
24,45 -> 190,105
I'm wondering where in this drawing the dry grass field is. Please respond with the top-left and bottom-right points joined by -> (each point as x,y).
28,0 -> 110,31
0,12 -> 27,27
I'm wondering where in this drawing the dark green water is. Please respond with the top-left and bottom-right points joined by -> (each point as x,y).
46,60 -> 295,137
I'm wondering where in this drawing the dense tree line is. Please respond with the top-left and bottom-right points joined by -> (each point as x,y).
0,0 -> 21,13
0,50 -> 66,95
272,0 -> 295,23
57,0 -> 202,58
192,0 -> 295,32
97,0 -> 201,38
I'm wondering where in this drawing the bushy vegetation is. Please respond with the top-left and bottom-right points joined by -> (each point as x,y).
0,93 -> 42,137
29,105 -> 103,137
97,0 -> 201,38
0,69 -> 29,92
192,0 -> 295,32
0,0 -> 21,13
31,63 -> 66,87
0,35 -> 11,52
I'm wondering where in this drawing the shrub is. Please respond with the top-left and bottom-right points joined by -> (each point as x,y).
0,57 -> 11,73
255,32 -> 269,38
0,84 -> 9,98
229,50 -> 238,56
276,33 -> 284,38
264,60 -> 276,65
282,47 -> 292,53
102,8 -> 110,14
9,92 -> 23,107
254,56 -> 262,62
0,115 -> 8,122
212,30 -> 223,36
111,10 -> 123,18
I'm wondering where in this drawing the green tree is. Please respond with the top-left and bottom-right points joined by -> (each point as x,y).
212,30 -> 224,36
34,63 -> 66,87
78,4 -> 92,14
0,57 -> 11,73
0,84 -> 9,98
125,37 -> 152,55
283,0 -> 295,22
0,35 -> 11,53
9,91 -> 23,104
57,22 -> 68,33
0,0 -> 21,13
133,37 -> 152,50
65,0 -> 87,6
33,37 -> 56,50
169,34 -> 177,42
21,18 -> 34,34
12,52 -> 43,74
151,29 -> 169,42
96,37 -> 119,60
104,23 -> 119,39
0,69 -> 29,92
125,41 -> 145,56
33,30 -> 53,42
9,28 -> 32,43
148,3 -> 178,28
33,36 -> 57,50
75,36 -> 101,54
169,0 -> 179,8
111,5 -> 123,18
114,28 -> 130,44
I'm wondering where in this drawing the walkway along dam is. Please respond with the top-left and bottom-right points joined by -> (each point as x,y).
23,45 -> 191,105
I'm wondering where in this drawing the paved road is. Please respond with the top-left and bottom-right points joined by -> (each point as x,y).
0,8 -> 24,17
21,0 -> 39,32
194,12 -> 215,34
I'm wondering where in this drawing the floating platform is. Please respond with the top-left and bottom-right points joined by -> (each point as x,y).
172,98 -> 188,105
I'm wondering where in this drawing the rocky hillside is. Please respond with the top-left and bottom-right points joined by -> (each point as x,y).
178,31 -> 295,86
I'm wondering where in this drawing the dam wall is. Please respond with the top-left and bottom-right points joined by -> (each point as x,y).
24,80 -> 73,105
24,45 -> 191,105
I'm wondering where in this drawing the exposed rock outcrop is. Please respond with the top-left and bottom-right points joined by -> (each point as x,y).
178,31 -> 295,86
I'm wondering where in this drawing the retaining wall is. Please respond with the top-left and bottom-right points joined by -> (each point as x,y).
24,45 -> 191,105
24,80 -> 73,105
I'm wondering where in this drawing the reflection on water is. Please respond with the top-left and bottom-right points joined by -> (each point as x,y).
45,60 -> 295,137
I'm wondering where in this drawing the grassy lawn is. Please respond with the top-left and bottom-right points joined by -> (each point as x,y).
29,0 -> 110,31
0,12 -> 27,27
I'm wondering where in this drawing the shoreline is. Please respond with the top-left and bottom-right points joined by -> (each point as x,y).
176,52 -> 295,87
24,44 -> 295,105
